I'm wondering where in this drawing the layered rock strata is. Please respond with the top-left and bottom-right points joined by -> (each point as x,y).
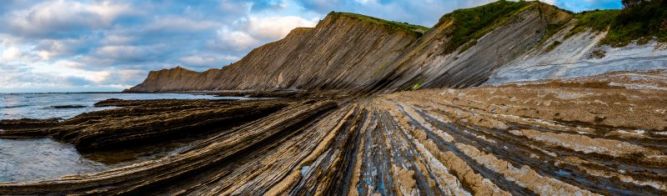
1,71 -> 666,195
127,2 -> 666,94
128,12 -> 425,92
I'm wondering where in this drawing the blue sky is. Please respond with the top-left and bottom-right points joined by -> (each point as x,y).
0,0 -> 622,92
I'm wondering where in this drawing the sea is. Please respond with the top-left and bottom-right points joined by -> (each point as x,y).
0,92 -> 241,120
0,92 -> 242,183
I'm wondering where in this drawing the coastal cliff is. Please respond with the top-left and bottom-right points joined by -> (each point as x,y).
127,1 -> 666,93
127,12 -> 426,92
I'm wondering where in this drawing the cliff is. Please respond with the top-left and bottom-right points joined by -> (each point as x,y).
127,1 -> 667,93
127,12 -> 426,92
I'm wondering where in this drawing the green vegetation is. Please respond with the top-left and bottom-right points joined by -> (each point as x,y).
568,10 -> 620,38
605,0 -> 667,46
411,82 -> 423,90
575,10 -> 620,31
438,0 -> 530,54
572,0 -> 667,46
330,12 -> 430,35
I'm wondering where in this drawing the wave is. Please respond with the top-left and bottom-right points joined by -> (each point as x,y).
49,105 -> 88,109
1,105 -> 31,109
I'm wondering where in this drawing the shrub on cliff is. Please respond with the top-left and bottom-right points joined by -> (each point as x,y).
606,0 -> 667,45
576,0 -> 666,46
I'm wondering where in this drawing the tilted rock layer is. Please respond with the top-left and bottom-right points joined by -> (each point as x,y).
127,1 -> 666,93
2,71 -> 667,195
128,12 -> 424,92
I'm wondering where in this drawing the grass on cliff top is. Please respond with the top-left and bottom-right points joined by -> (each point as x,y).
573,0 -> 667,46
330,12 -> 430,35
438,0 -> 531,54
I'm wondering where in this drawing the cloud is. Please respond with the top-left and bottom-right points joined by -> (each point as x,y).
1,47 -> 23,61
144,16 -> 219,33
65,76 -> 95,86
4,0 -> 132,38
0,0 -> 623,92
179,54 -> 240,67
94,45 -> 165,61
247,15 -> 318,40
211,14 -> 317,51
214,28 -> 262,51
33,38 -> 88,60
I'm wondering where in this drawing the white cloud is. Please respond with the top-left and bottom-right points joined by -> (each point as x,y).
246,15 -> 318,40
215,27 -> 261,51
6,0 -> 132,36
145,16 -> 220,32
101,34 -> 135,45
33,38 -> 86,60
94,44 -> 166,60
1,46 -> 22,61
211,14 -> 317,51
541,0 -> 557,5
179,54 -> 240,66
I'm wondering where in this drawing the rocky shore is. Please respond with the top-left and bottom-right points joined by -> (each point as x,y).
1,1 -> 666,195
1,71 -> 666,195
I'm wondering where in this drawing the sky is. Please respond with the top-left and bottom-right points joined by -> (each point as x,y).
0,0 -> 622,93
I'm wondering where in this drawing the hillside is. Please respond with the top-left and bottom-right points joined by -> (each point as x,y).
127,12 -> 427,92
127,1 -> 666,94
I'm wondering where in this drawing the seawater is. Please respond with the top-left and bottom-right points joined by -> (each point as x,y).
0,92 -> 241,120
0,92 -> 241,183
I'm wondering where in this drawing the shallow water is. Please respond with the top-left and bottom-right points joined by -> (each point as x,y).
0,92 -> 246,183
0,138 -> 107,183
0,93 -> 242,120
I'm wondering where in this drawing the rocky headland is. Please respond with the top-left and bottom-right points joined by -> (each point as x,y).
1,1 -> 666,195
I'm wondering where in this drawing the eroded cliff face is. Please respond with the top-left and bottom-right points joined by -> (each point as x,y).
376,2 -> 572,91
127,12 -> 424,92
486,26 -> 667,85
128,1 -> 666,94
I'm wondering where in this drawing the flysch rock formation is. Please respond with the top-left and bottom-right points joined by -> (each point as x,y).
127,12 -> 425,92
2,71 -> 667,195
1,1 -> 667,195
126,1 -> 666,93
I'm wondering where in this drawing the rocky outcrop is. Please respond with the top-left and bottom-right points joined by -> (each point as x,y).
367,2 -> 567,91
486,27 -> 667,84
127,12 -> 425,92
128,1 -> 667,93
0,99 -> 290,151
2,71 -> 667,195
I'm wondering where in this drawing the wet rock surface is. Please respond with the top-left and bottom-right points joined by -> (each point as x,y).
0,72 -> 666,195
1,99 -> 289,151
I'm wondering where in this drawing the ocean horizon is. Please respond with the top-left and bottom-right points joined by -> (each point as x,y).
0,92 -> 242,120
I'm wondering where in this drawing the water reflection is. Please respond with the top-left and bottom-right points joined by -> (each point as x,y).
0,138 -> 107,183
